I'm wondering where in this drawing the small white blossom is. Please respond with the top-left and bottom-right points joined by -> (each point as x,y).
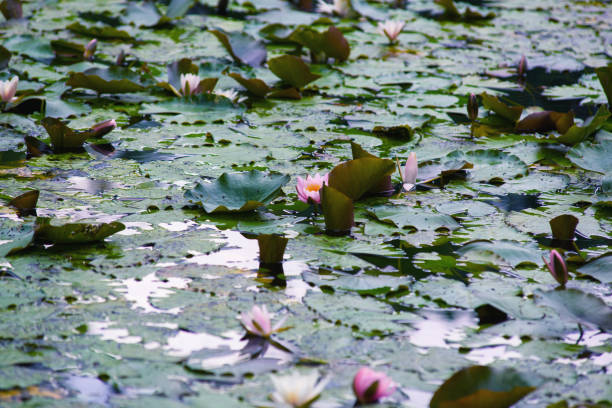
271,371 -> 329,408
316,0 -> 351,17
377,20 -> 405,43
180,73 -> 201,96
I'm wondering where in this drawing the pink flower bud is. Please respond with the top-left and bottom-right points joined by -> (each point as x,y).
0,76 -> 18,103
296,173 -> 329,204
353,367 -> 395,404
0,0 -> 23,20
83,39 -> 97,60
239,305 -> 287,338
518,55 -> 527,78
402,152 -> 417,192
91,119 -> 117,137
467,93 -> 478,122
543,249 -> 568,286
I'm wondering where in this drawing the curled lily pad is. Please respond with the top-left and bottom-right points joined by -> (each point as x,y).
550,214 -> 579,241
34,218 -> 125,244
66,67 -> 147,93
227,72 -> 271,98
430,365 -> 540,408
8,190 -> 39,215
351,142 -> 394,195
268,55 -> 321,89
321,185 -> 354,235
288,26 -> 350,62
480,92 -> 523,123
556,104 -> 610,145
41,117 -> 110,153
210,29 -> 267,67
328,157 -> 398,201
515,110 -> 574,134
184,170 -> 290,213
595,65 -> 611,106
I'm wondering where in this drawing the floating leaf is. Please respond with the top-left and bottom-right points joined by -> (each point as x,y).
369,205 -> 460,232
556,104 -> 610,145
536,289 -> 612,331
578,253 -> 612,284
8,190 -> 39,214
34,218 -> 125,244
549,214 -> 579,241
210,29 -> 267,67
140,93 -> 241,123
66,67 -> 147,93
430,365 -> 539,408
328,157 -> 395,201
481,92 -> 523,123
268,55 -> 321,88
567,139 -> 612,174
321,185 -> 353,235
166,0 -> 195,18
595,65 -> 612,106
123,2 -> 170,27
185,170 -> 290,213
227,72 -> 271,97
288,26 -> 350,62
0,224 -> 34,257
3,35 -> 54,63
84,143 -> 187,163
67,22 -> 135,42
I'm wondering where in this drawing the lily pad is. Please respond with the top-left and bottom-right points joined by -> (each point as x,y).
536,288 -> 612,331
577,253 -> 612,283
567,139 -> 612,174
66,67 -> 147,93
210,29 -> 267,67
184,170 -> 290,213
34,218 -> 125,244
268,55 -> 321,88
328,157 -> 396,201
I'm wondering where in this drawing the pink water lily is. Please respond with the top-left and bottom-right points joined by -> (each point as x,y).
353,367 -> 395,404
296,173 -> 329,204
402,152 -> 417,192
543,249 -> 568,286
180,73 -> 201,96
83,39 -> 97,60
377,20 -> 405,43
239,305 -> 287,338
0,76 -> 18,103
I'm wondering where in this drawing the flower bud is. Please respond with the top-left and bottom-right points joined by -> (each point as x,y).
83,39 -> 97,61
543,249 -> 568,286
0,0 -> 23,20
0,76 -> 18,103
518,55 -> 527,78
467,93 -> 478,122
116,49 -> 126,66
91,119 -> 117,137
353,367 -> 395,404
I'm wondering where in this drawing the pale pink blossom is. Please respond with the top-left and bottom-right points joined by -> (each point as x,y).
239,305 -> 287,338
316,0 -> 350,17
180,73 -> 201,96
83,39 -> 97,60
543,249 -> 568,286
353,367 -> 395,404
402,152 -> 417,191
0,76 -> 18,103
377,20 -> 405,43
271,371 -> 329,408
296,173 -> 329,204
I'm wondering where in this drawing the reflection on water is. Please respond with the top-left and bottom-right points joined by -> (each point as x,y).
88,321 -> 142,344
186,228 -> 260,270
64,375 -> 113,406
564,329 -> 612,347
117,221 -> 153,236
112,272 -> 190,314
402,388 -> 433,408
164,330 -> 246,357
465,345 -> 523,365
67,176 -> 124,195
408,310 -> 477,348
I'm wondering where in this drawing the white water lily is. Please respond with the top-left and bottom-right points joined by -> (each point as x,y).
214,88 -> 245,103
401,152 -> 417,192
180,73 -> 201,96
377,20 -> 405,43
271,371 -> 329,408
316,0 -> 350,17
0,76 -> 18,103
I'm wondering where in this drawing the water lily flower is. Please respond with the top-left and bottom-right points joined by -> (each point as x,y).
467,93 -> 478,122
271,371 -> 329,408
214,88 -> 246,103
401,152 -> 417,192
316,0 -> 350,17
240,305 -> 287,338
377,20 -> 405,44
353,367 -> 396,404
91,119 -> 117,137
180,73 -> 201,96
0,76 -> 18,103
296,173 -> 329,204
83,39 -> 97,60
543,249 -> 568,286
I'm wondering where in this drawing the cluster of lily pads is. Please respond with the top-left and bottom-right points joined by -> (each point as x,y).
1,0 -> 612,406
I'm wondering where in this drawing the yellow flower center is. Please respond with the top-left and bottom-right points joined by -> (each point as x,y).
305,183 -> 321,193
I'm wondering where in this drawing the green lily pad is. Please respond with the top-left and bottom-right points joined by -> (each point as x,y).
184,170 -> 290,213
210,29 -> 267,67
536,288 -> 612,331
41,117 -> 105,153
567,139 -> 612,174
227,72 -> 271,97
34,218 -> 125,244
140,93 -> 242,123
578,253 -> 612,283
430,365 -> 540,408
123,1 -> 170,27
66,67 -> 147,93
166,0 -> 196,18
556,104 -> 611,145
268,55 -> 321,88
